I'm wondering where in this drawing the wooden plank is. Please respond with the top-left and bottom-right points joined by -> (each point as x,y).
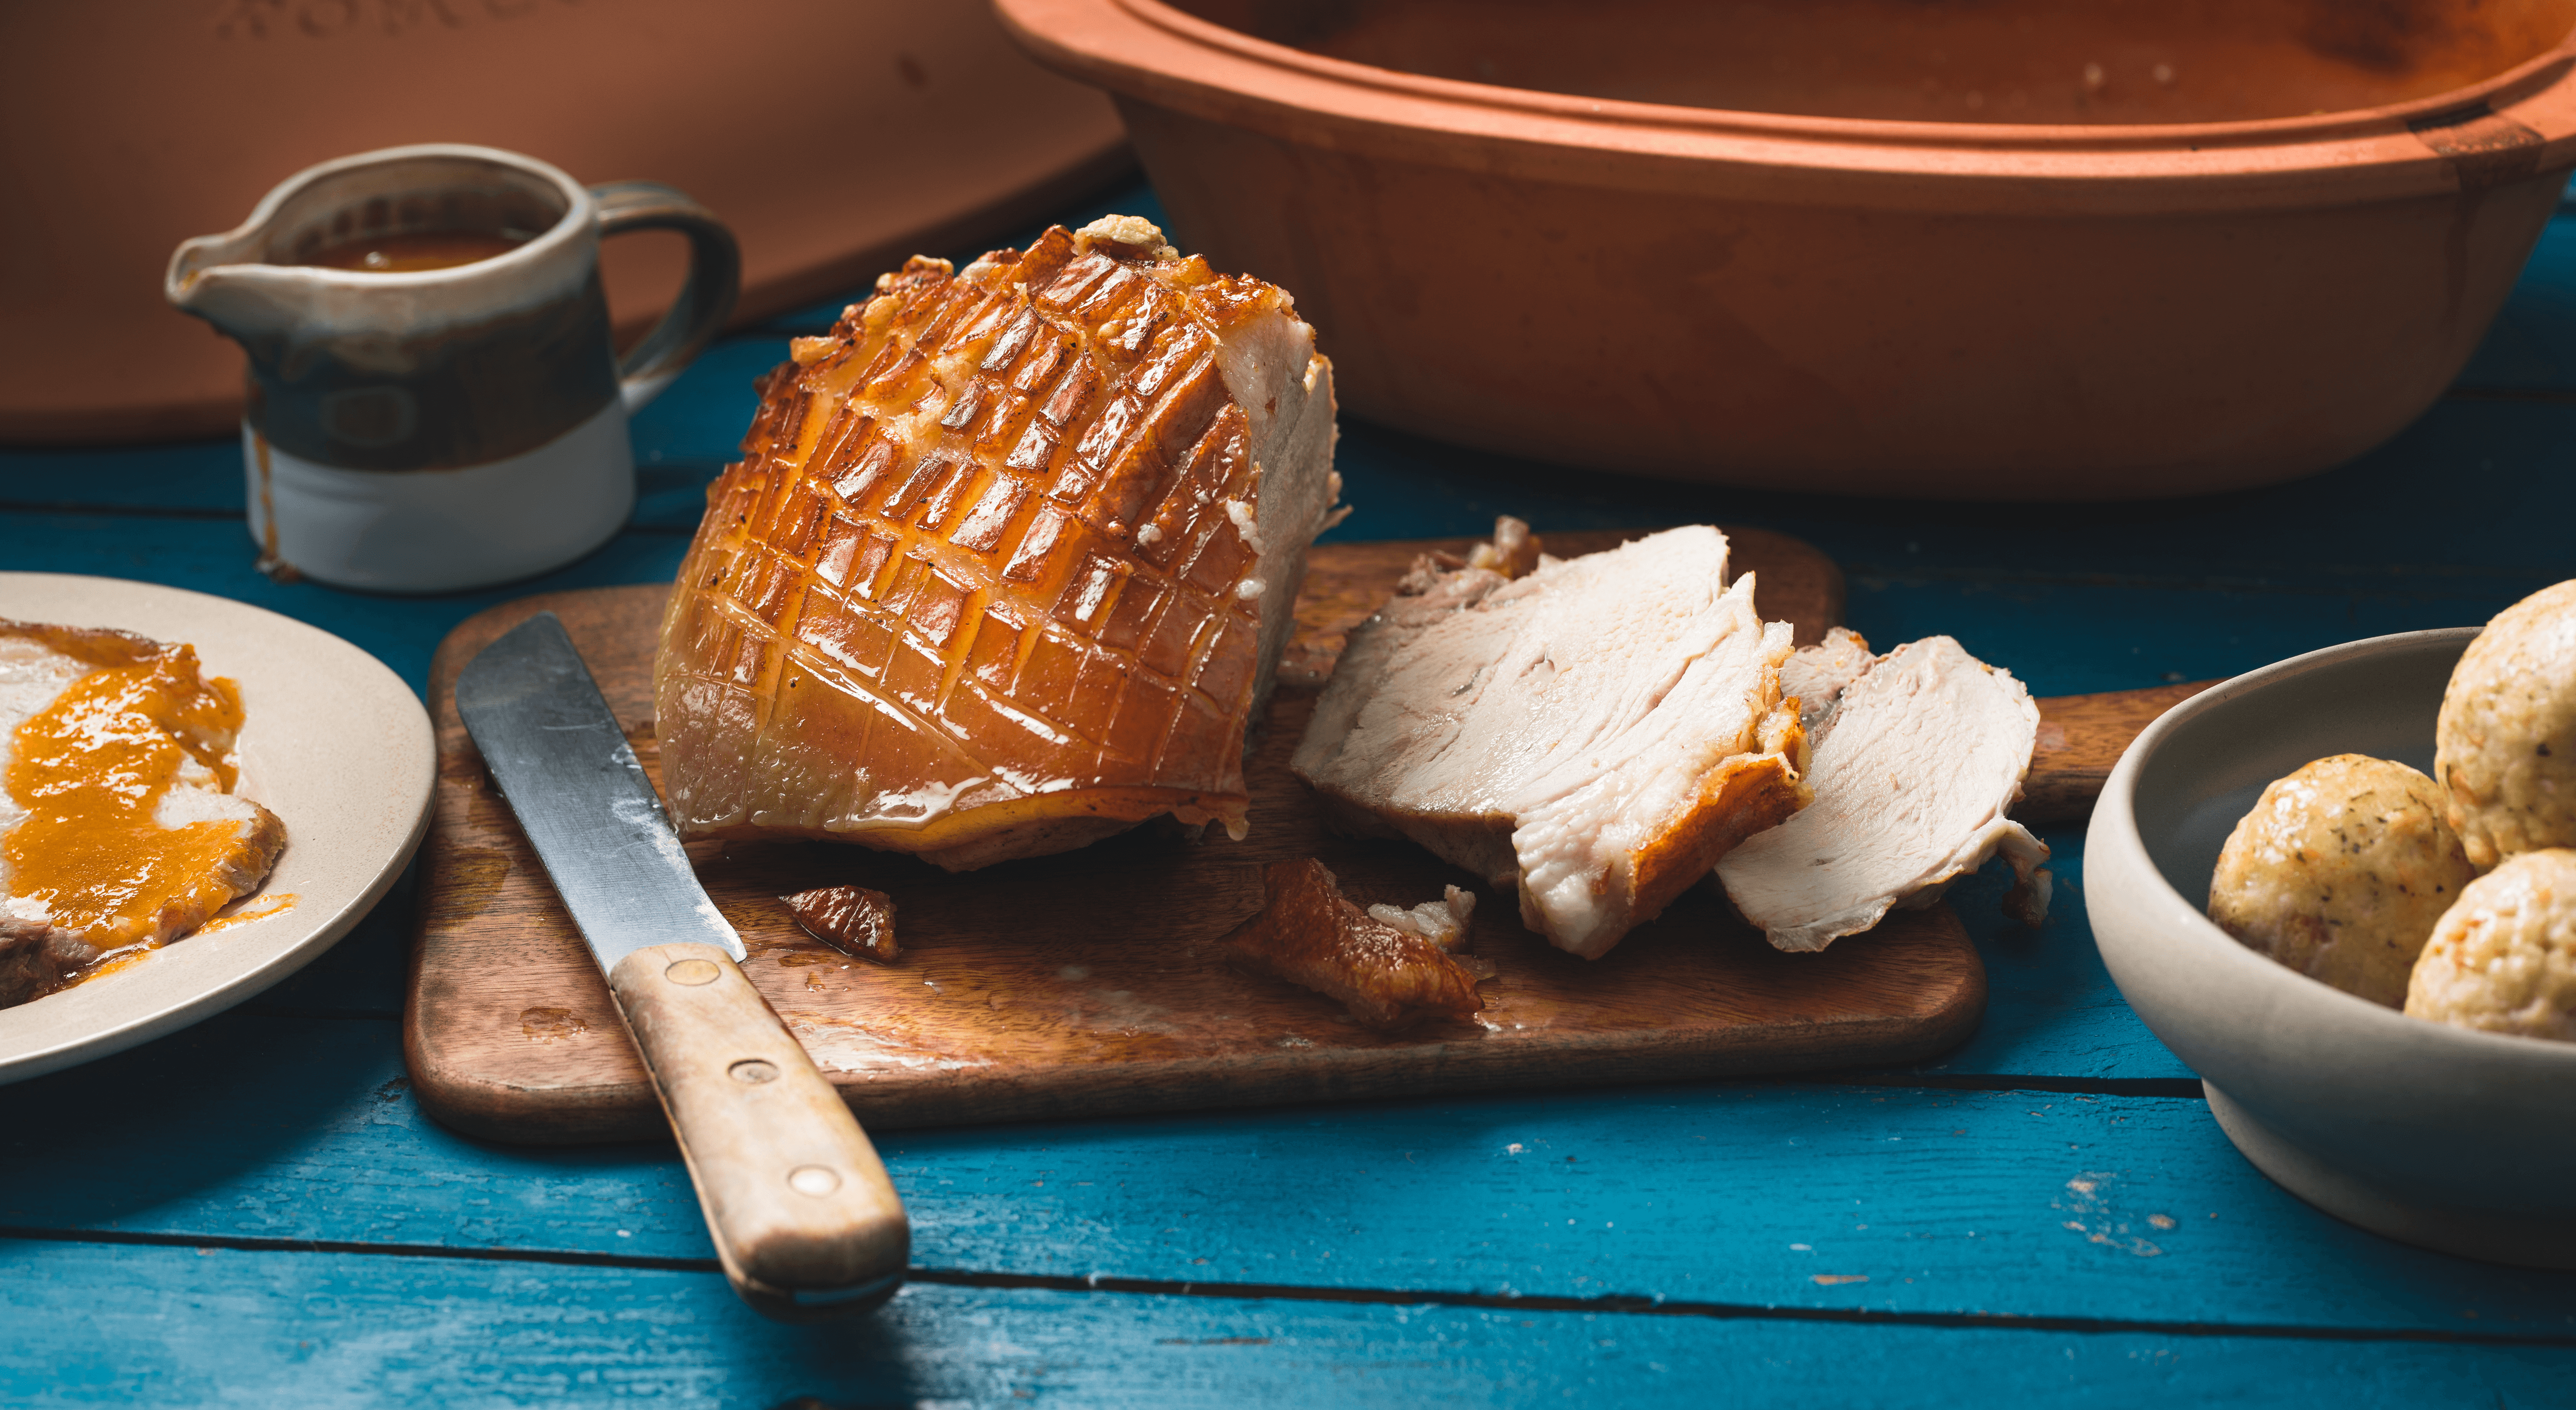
0,523 -> 2513,1088
6,1243 -> 2571,1409
3,188 -> 2569,1405
11,380 -> 2576,598
0,441 -> 245,514
1911,824 -> 2198,1082
1840,568 -> 2531,698
8,488 -> 2551,705
11,1010 -> 2574,1334
1331,396 -> 2576,594
409,530 -> 2012,1144
8,388 -> 2572,702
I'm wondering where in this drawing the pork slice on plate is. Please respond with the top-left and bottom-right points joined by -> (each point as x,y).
0,621 -> 286,1007
1715,635 -> 2050,953
1292,523 -> 1808,959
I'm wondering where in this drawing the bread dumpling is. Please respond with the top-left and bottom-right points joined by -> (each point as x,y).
2207,754 -> 2474,1008
2406,847 -> 2576,1041
2436,580 -> 2576,870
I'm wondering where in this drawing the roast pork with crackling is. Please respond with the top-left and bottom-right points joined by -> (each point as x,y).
654,217 -> 1344,870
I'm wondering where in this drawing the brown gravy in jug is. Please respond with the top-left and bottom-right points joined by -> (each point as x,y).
301,230 -> 527,273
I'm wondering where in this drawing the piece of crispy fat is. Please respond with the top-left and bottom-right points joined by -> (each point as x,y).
1716,635 -> 2050,953
782,884 -> 899,963
1291,523 -> 1808,959
1219,858 -> 1489,1030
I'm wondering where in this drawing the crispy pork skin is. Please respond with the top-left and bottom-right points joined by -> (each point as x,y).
1292,525 -> 1807,960
0,620 -> 285,1007
783,884 -> 899,963
655,218 -> 1343,870
1716,635 -> 2050,953
1219,858 -> 1489,1030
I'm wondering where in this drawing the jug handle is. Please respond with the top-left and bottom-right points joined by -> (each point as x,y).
593,181 -> 742,414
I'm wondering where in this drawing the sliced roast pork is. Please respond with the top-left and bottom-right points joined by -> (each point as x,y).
1779,626 -> 1874,733
1292,524 -> 1808,959
655,217 -> 1345,869
1,620 -> 286,1008
1715,635 -> 2050,953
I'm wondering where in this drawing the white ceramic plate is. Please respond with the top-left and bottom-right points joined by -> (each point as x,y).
0,573 -> 433,1084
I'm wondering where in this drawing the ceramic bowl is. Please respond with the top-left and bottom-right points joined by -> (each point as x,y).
2087,627 -> 2576,1268
999,0 -> 2576,499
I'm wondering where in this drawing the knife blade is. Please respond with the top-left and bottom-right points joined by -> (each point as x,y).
456,610 -> 908,1319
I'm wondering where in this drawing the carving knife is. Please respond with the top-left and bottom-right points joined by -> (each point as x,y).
454,610 -> 908,1319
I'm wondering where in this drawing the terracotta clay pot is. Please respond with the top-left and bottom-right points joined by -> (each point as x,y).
996,0 -> 2576,499
0,1 -> 1125,445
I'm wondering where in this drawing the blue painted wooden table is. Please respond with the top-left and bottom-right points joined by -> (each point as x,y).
7,180 -> 2576,1407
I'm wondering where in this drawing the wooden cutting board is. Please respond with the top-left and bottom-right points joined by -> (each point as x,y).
405,529 -> 2189,1144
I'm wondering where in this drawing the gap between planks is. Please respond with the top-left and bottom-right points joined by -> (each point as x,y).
0,1225 -> 2559,1349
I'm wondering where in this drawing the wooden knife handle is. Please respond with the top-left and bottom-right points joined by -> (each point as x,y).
606,940 -> 909,1320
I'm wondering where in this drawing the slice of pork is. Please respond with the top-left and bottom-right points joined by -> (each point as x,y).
0,623 -> 286,1008
1715,635 -> 2051,953
1780,626 -> 1874,735
1292,524 -> 1808,959
0,917 -> 96,1009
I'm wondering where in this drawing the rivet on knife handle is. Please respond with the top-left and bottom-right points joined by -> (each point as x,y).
608,940 -> 909,1318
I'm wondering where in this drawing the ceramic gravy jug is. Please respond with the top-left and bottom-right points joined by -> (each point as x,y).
166,143 -> 738,592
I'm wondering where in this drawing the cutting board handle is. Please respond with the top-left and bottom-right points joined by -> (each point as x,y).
607,940 -> 909,1319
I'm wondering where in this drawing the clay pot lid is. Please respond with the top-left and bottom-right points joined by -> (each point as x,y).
0,2 -> 1128,446
1002,0 -> 2576,207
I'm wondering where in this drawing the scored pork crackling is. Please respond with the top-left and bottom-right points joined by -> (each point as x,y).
654,217 -> 1345,870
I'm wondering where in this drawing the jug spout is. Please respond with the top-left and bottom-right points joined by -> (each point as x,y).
165,229 -> 309,344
